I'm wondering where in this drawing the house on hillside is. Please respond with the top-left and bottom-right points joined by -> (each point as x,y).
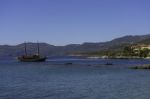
131,44 -> 150,57
132,44 -> 150,50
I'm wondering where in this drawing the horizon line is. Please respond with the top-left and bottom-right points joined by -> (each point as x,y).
0,34 -> 149,46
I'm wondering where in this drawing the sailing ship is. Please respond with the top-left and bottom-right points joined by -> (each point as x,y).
18,42 -> 47,62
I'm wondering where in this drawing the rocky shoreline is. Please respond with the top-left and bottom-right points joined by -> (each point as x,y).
132,64 -> 150,69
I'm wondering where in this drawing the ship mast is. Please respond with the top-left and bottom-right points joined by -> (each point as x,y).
24,42 -> 27,56
37,41 -> 40,56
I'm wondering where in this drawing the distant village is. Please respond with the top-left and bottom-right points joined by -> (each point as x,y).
77,44 -> 150,59
120,44 -> 150,58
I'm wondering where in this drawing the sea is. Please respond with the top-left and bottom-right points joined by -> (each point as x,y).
0,56 -> 150,99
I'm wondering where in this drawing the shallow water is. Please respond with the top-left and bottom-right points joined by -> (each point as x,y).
0,57 -> 150,99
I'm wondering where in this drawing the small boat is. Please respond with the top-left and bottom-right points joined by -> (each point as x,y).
65,62 -> 73,65
105,62 -> 113,65
18,42 -> 47,62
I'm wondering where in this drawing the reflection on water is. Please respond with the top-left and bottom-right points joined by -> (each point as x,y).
0,57 -> 150,99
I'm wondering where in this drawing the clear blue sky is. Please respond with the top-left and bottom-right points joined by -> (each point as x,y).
0,0 -> 150,45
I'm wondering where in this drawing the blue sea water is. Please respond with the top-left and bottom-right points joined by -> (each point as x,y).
1,56 -> 150,99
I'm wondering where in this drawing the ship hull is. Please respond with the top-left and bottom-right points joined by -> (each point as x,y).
18,56 -> 47,62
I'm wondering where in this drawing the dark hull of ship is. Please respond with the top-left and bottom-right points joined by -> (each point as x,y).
18,57 -> 47,62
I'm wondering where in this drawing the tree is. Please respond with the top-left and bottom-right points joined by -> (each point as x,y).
123,46 -> 134,56
139,48 -> 150,58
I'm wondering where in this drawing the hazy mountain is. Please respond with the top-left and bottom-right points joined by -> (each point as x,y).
1,34 -> 150,57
